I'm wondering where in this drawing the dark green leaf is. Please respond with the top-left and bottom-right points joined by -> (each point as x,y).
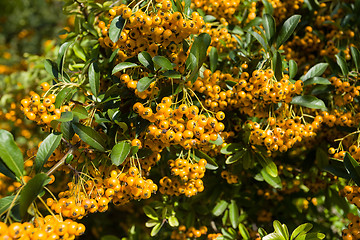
351,46 -> 360,72
261,168 -> 282,189
44,59 -> 59,80
316,148 -> 329,168
276,15 -> 301,48
35,133 -> 62,173
303,77 -> 331,86
0,195 -> 18,216
249,30 -> 269,52
273,51 -> 283,81
73,42 -> 86,61
291,223 -> 313,240
112,62 -> 138,75
0,130 -> 24,178
302,63 -> 328,81
262,0 -> 274,15
138,51 -> 154,71
290,95 -> 327,110
89,62 -> 100,97
143,205 -> 159,220
335,55 -> 349,76
229,200 -> 239,229
226,149 -> 246,164
20,173 -> 50,217
221,143 -> 244,154
209,47 -> 218,72
153,56 -> 174,71
344,152 -> 360,186
212,200 -> 228,216
137,77 -> 156,92
323,158 -> 350,179
0,159 -> 17,180
72,105 -> 88,119
185,52 -> 197,71
263,14 -> 276,44
72,122 -> 106,152
57,41 -> 72,71
239,223 -> 251,240
289,59 -> 297,79
54,88 -> 76,108
109,48 -> 119,63
111,141 -> 131,166
194,149 -> 218,170
55,111 -> 73,123
189,33 -> 211,77
61,121 -> 74,141
162,70 -> 181,79
109,16 -> 126,43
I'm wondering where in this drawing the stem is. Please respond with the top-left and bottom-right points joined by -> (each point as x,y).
46,146 -> 76,176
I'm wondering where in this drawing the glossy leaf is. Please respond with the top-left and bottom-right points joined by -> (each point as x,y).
209,47 -> 218,72
188,33 -> 211,82
212,200 -> 228,216
73,42 -> 86,61
249,30 -> 269,52
350,46 -> 360,72
61,121 -> 74,141
20,173 -> 50,217
35,132 -> 62,173
291,95 -> 326,110
112,62 -> 138,75
276,15 -> 301,48
263,232 -> 284,240
54,87 -> 76,108
0,130 -> 24,178
229,200 -> 239,229
303,77 -> 331,86
72,122 -> 106,152
137,77 -> 156,92
239,223 -> 251,239
323,158 -> 350,180
226,149 -> 246,164
221,143 -> 244,154
302,63 -> 328,81
263,14 -> 276,43
289,59 -> 297,79
153,56 -> 174,71
295,233 -> 325,240
0,195 -> 18,216
0,159 -> 17,180
143,205 -> 159,220
343,152 -> 360,186
262,0 -> 274,15
257,153 -> 278,177
273,221 -> 288,240
57,41 -> 72,71
162,70 -> 181,79
273,51 -> 283,81
169,216 -> 179,227
261,168 -> 282,189
194,149 -> 218,170
335,55 -> 349,76
109,16 -> 126,43
138,51 -> 154,71
111,141 -> 131,166
150,223 -> 162,236
291,223 -> 313,240
89,62 -> 100,97
44,59 -> 59,80
72,105 -> 88,119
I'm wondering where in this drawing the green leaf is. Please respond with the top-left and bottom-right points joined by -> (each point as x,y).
194,149 -> 218,170
221,143 -> 244,154
343,152 -> 360,186
204,15 -> 217,22
291,223 -> 313,240
212,200 -> 228,216
229,200 -> 239,229
189,33 -> 211,80
143,205 -> 159,220
0,195 -> 18,216
57,41 -> 72,71
302,63 -> 328,81
0,159 -> 17,180
35,133 -> 62,173
273,221 -> 288,240
276,15 -> 301,48
162,70 -> 181,79
151,223 -> 162,236
350,46 -> 360,72
209,47 -> 218,72
263,232 -> 284,240
145,220 -> 159,228
303,77 -> 331,86
54,88 -> 76,108
290,95 -> 327,110
72,105 -> 88,119
257,153 -> 278,177
239,223 -> 251,240
249,30 -> 269,52
109,48 -> 119,63
72,122 -> 106,152
0,130 -> 24,178
323,158 -> 350,179
273,51 -> 283,81
111,141 -> 131,166
61,121 -> 74,141
73,42 -> 87,61
137,77 -> 156,92
316,148 -> 329,169
169,216 -> 179,227
295,233 -> 325,240
261,168 -> 282,189
209,134 -> 223,146
289,59 -> 297,79
109,16 -> 126,43
226,149 -> 246,164
138,51 -> 154,71
186,52 -> 197,71
55,111 -> 73,123
335,55 -> 349,76
89,62 -> 100,97
262,0 -> 274,15
112,62 -> 138,75
263,14 -> 276,44
44,59 -> 59,80
101,235 -> 121,240
20,173 -> 50,217
153,56 -> 174,71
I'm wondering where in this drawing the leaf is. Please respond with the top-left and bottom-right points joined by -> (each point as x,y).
162,70 -> 181,79
273,221 -> 288,240
20,173 -> 50,217
262,0 -> 274,15
186,52 -> 197,71
189,33 -> 211,81
263,14 -> 276,44
143,205 -> 159,220
335,55 -> 349,76
343,152 -> 360,186
315,148 -> 329,169
61,121 -> 74,141
249,30 -> 269,52
35,133 -> 62,173
0,159 -> 17,180
229,200 -> 239,229
323,158 -> 350,179
112,62 -> 138,75
109,15 -> 126,43
109,48 -> 119,63
263,232 -> 284,240
138,51 -> 154,71
89,62 -> 100,97
145,220 -> 159,228
101,235 -> 121,240
57,41 -> 72,71
303,77 -> 331,86
137,77 -> 156,92
0,195 -> 18,216
55,111 -> 73,123
54,88 -> 76,108
44,59 -> 59,80
257,153 -> 278,177
150,223 -> 162,237
194,149 -> 218,170
204,15 -> 217,22
226,149 -> 246,164
153,56 -> 174,71
72,122 -> 106,152
291,223 -> 313,240
295,233 -> 325,240
212,200 -> 228,216
72,105 -> 88,119
221,143 -> 244,154
111,141 -> 131,166
73,42 -> 86,61
290,95 -> 327,110
209,47 -> 218,72
289,59 -> 297,79
169,216 -> 179,227
261,168 -> 282,189
350,46 -> 360,72
209,134 -> 223,146
239,223 -> 251,240
302,63 -> 328,81
276,15 -> 301,48
0,130 -> 24,178
273,51 -> 283,81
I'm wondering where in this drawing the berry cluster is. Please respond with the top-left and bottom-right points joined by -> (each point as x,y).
171,225 -> 208,239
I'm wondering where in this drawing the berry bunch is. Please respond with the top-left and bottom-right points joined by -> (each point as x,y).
171,225 -> 208,239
